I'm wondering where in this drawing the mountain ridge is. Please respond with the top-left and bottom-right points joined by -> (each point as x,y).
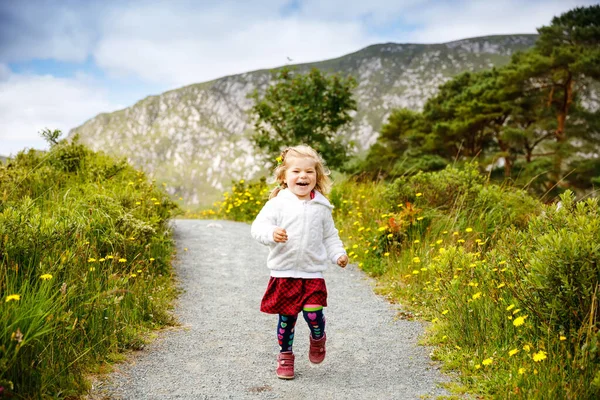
69,34 -> 538,206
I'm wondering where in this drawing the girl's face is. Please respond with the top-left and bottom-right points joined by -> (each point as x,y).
284,156 -> 317,200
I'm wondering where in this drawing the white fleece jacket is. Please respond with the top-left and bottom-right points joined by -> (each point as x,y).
251,188 -> 347,278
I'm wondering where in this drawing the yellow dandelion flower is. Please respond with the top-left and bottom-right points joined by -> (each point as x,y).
377,226 -> 387,232
512,309 -> 521,315
5,294 -> 21,302
482,358 -> 493,366
275,156 -> 283,163
352,244 -> 359,249
184,248 -> 188,252
149,258 -> 155,261
118,258 -> 127,263
560,336 -> 567,341
387,233 -> 393,239
506,304 -> 515,311
436,240 -> 443,245
431,318 -> 439,323
412,270 -> 420,275
455,345 -> 461,350
135,201 -> 141,205
518,367 -> 526,375
107,255 -> 114,259
89,267 -> 95,271
99,258 -> 105,262
513,315 -> 527,327
465,227 -> 473,232
384,252 -> 390,257
532,350 -> 547,362
417,217 -> 424,221
40,274 -> 53,280
442,230 -> 448,234
509,349 -> 519,357
88,258 -> 96,262
413,257 -> 421,263
475,364 -> 481,369
416,193 -> 423,197
472,292 -> 482,300
130,274 -> 137,278
137,269 -> 142,273
442,310 -> 449,315
498,260 -> 507,265
457,239 -> 465,243
496,283 -> 506,289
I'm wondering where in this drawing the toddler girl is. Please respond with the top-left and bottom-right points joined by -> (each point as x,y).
251,144 -> 348,380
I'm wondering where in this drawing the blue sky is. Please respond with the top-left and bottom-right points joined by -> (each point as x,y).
1,0 -> 598,156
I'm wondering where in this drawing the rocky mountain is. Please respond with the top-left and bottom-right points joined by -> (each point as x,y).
69,34 -> 538,207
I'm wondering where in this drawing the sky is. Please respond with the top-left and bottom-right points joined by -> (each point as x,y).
1,0 -> 598,156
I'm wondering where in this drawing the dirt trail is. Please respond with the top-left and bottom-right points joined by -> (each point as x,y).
91,219 -> 449,399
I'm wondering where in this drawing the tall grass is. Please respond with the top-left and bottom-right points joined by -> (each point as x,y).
0,140 -> 180,398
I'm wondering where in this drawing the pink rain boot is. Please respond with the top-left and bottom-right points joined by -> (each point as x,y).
276,352 -> 295,379
309,334 -> 326,364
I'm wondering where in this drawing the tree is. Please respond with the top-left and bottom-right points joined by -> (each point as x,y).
249,67 -> 357,169
519,5 -> 600,185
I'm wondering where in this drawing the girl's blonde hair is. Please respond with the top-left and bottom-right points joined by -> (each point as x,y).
269,144 -> 332,199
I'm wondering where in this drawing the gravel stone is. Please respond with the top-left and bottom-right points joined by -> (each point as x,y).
90,219 -> 450,399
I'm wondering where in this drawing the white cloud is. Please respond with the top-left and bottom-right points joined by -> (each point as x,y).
0,72 -> 120,156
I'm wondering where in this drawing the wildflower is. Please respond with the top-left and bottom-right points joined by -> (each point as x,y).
472,292 -> 482,300
384,252 -> 390,257
465,227 -> 473,232
413,239 -> 420,244
518,367 -> 526,375
509,349 -> 519,357
436,240 -> 443,245
130,274 -> 137,278
352,244 -> 359,249
135,201 -> 141,205
149,258 -> 155,261
184,248 -> 188,252
413,257 -> 421,263
496,283 -> 506,289
90,267 -> 95,271
99,258 -> 105,262
412,270 -> 420,275
88,258 -> 96,262
387,233 -> 393,239
482,358 -> 493,366
560,336 -> 567,341
457,239 -> 465,244
513,316 -> 528,327
532,351 -> 547,362
512,309 -> 521,315
453,231 -> 459,236
523,345 -> 531,352
442,310 -> 449,315
442,231 -> 448,234
137,269 -> 142,273
506,304 -> 515,311
5,294 -> 20,302
416,193 -> 422,197
455,345 -> 461,350
498,260 -> 507,265
106,255 -> 114,259
474,364 -> 481,369
40,274 -> 53,280
118,258 -> 127,263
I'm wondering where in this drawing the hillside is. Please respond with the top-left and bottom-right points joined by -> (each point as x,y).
68,34 -> 537,206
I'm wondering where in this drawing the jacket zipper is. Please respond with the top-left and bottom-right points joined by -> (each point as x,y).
294,201 -> 309,273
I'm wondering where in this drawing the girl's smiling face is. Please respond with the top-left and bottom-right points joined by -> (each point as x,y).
284,156 -> 317,200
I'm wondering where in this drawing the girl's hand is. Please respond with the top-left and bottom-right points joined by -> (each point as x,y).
273,227 -> 288,243
337,255 -> 349,268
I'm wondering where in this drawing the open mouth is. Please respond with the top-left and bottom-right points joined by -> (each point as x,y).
297,182 -> 309,187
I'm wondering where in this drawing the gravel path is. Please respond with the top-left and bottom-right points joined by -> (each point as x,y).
91,219 -> 449,399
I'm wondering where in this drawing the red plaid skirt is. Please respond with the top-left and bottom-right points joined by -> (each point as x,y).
260,277 -> 328,315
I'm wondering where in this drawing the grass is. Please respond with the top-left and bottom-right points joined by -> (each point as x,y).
0,140 -> 180,398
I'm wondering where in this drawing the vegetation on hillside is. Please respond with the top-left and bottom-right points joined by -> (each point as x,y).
0,132 -> 179,397
353,5 -> 600,197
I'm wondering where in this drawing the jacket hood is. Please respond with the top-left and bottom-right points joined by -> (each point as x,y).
278,188 -> 334,209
